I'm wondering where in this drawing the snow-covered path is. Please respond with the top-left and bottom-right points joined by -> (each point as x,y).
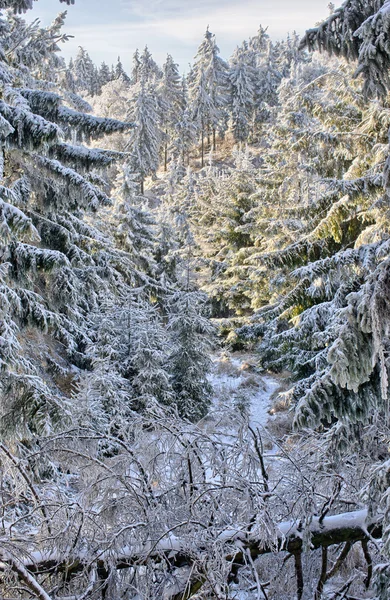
209,352 -> 280,432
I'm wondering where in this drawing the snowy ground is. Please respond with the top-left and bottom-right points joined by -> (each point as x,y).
209,352 -> 281,434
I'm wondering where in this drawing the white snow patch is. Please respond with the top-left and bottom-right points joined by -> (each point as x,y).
250,375 -> 280,428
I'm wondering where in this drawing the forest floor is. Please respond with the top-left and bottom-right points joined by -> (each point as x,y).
208,351 -> 292,448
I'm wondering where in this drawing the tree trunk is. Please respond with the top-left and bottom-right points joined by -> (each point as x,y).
201,125 -> 204,168
140,177 -> 144,195
294,551 -> 304,600
164,129 -> 168,171
213,128 -> 216,151
21,509 -> 381,579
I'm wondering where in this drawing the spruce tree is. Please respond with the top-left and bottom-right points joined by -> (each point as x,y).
159,54 -> 183,171
229,47 -> 255,142
128,81 -> 161,194
139,45 -> 162,83
167,290 -> 214,422
114,56 -> 130,83
73,45 -> 96,95
99,61 -> 112,88
189,28 -> 230,164
131,48 -> 141,84
0,8 -> 136,435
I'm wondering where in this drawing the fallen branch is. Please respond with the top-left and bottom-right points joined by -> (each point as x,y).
3,509 -> 382,600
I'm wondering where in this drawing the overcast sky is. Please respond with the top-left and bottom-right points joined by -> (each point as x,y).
29,0 -> 331,72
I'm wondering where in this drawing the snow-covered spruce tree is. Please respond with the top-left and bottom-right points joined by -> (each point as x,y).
0,7 -> 138,435
189,28 -> 230,165
166,289 -> 214,421
188,68 -> 213,168
128,80 -> 161,194
159,54 -> 183,171
98,60 -> 112,89
79,293 -> 172,426
251,40 -> 282,133
131,48 -> 141,84
72,45 -> 98,95
170,78 -> 197,169
114,55 -> 130,83
296,3 -> 390,594
188,149 -> 259,319
91,75 -> 130,124
231,51 -> 375,316
139,45 -> 162,84
229,46 -> 255,143
301,0 -> 390,98
107,163 -> 157,276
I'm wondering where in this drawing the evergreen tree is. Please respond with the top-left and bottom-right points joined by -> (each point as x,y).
131,48 -> 141,84
111,164 -> 157,275
189,28 -> 230,165
85,294 -> 172,420
73,45 -> 96,94
189,150 -> 258,316
0,9 -> 136,435
128,81 -> 161,194
99,61 -> 111,88
62,57 -> 77,92
92,76 -> 130,122
115,55 -> 130,83
167,290 -> 214,422
139,45 -> 162,83
159,54 -> 183,171
229,47 -> 255,142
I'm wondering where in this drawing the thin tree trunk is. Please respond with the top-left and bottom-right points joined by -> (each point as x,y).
213,128 -> 216,151
140,177 -> 144,195
164,129 -> 168,171
294,551 -> 304,600
201,123 -> 204,168
315,546 -> 328,600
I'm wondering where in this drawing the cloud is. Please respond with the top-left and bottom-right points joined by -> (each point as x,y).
120,0 -> 240,20
44,0 -> 329,71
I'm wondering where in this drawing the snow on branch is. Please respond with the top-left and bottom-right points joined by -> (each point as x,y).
32,155 -> 111,209
0,0 -> 74,12
301,0 -> 390,97
49,143 -> 127,170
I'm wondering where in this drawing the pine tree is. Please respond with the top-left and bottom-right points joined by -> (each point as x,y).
115,56 -> 130,83
139,45 -> 162,83
73,45 -> 96,95
0,8 -> 136,435
229,47 -> 255,142
128,81 -> 161,194
189,28 -> 230,165
159,54 -> 183,171
99,61 -> 112,88
167,290 -> 214,421
131,48 -> 141,84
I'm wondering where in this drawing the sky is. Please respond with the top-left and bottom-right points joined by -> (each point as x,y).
28,0 -> 332,73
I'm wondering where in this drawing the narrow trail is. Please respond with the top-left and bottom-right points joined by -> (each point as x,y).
209,351 -> 281,434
